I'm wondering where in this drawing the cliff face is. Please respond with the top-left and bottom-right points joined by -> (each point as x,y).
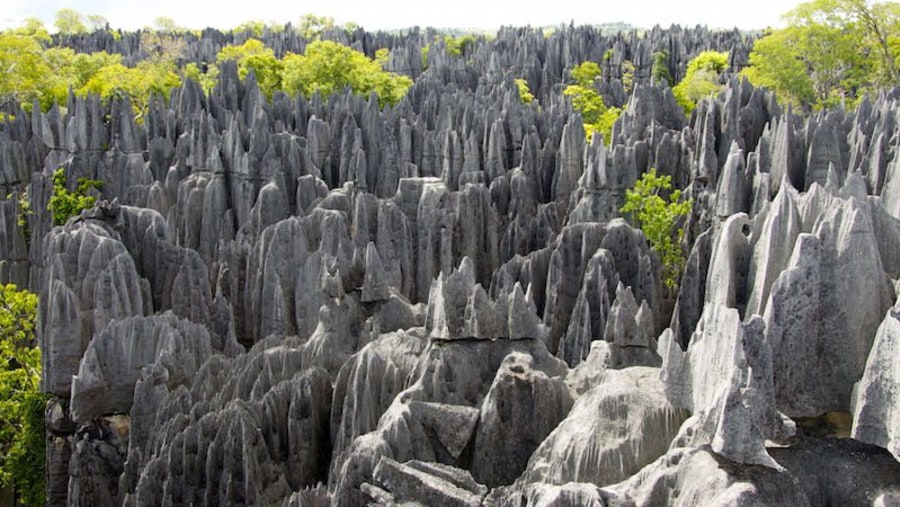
3,23 -> 900,506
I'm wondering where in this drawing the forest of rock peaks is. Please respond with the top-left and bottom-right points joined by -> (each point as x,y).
3,21 -> 900,506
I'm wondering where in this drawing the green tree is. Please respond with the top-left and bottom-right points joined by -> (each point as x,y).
672,51 -> 729,114
281,40 -> 412,107
48,168 -> 103,226
154,16 -> 179,33
0,284 -> 45,507
216,39 -> 283,98
571,60 -> 601,87
78,61 -> 180,118
298,14 -> 335,40
234,20 -> 267,37
52,30 -> 183,118
87,14 -> 108,31
621,168 -> 693,290
563,61 -> 623,143
72,51 -> 123,85
183,63 -> 219,93
0,33 -> 49,111
54,8 -> 87,35
742,0 -> 900,109
742,27 -> 818,108
444,34 -> 477,56
0,18 -> 186,116
621,59 -> 635,94
421,44 -> 430,68
515,78 -> 534,104
652,50 -> 673,86
35,47 -> 78,111
11,18 -> 51,42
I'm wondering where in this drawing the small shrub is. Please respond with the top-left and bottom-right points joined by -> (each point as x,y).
652,50 -> 672,86
621,168 -> 693,290
563,62 -> 624,144
515,78 -> 534,104
48,168 -> 103,226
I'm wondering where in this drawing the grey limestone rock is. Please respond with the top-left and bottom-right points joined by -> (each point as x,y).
70,312 -> 213,423
490,481 -> 624,507
367,457 -> 487,507
769,437 -> 900,506
0,196 -> 29,287
470,350 -> 573,487
603,284 -> 660,369
669,228 -> 711,349
330,330 -> 426,470
765,193 -> 894,416
805,112 -> 846,191
122,339 -> 334,505
332,337 -> 568,505
42,219 -> 147,396
715,142 -> 751,218
556,287 -> 594,368
67,417 -> 129,507
744,181 -> 801,317
603,446 -> 814,507
552,117 -> 585,206
852,297 -> 900,461
523,366 -> 688,488
568,137 -> 623,224
599,220 -> 662,332
660,302 -> 793,469
869,196 -> 900,280
768,111 -> 805,196
704,213 -> 753,311
426,258 -> 545,341
542,224 -> 606,352
361,242 -> 391,302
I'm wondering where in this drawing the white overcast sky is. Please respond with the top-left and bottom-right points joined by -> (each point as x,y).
2,0 -> 791,32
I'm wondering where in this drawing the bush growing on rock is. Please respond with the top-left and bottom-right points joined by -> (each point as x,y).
621,168 -> 692,290
515,78 -> 534,104
672,50 -> 729,115
48,168 -> 103,226
564,61 -> 623,143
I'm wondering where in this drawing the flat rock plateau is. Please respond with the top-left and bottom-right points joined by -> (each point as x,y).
3,23 -> 900,506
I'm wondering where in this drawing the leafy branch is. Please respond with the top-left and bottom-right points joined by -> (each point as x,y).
621,169 -> 693,290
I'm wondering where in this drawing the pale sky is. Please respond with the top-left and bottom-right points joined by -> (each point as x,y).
2,0 -> 791,32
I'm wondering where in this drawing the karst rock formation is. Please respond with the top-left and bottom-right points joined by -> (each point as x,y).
2,22 -> 900,506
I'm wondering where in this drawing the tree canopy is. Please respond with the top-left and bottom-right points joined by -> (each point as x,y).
0,284 -> 44,507
54,8 -> 88,35
672,51 -> 729,114
0,11 -> 413,118
216,38 -> 283,98
742,0 -> 900,109
281,40 -> 412,107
